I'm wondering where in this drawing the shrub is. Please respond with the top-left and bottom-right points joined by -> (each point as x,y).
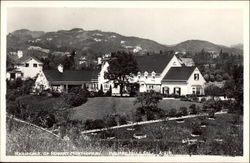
97,89 -> 104,97
200,97 -> 206,103
84,119 -> 106,130
51,91 -> 61,97
203,99 -> 222,113
117,114 -> 128,125
63,88 -> 88,107
180,107 -> 188,116
33,110 -> 56,128
168,108 -> 177,117
189,104 -> 198,115
104,114 -> 117,127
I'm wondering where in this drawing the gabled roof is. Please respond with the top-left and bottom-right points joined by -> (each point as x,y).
163,66 -> 196,81
16,54 -> 42,64
135,54 -> 174,73
43,69 -> 99,83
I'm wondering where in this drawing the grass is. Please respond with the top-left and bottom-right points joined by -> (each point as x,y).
16,95 -> 64,111
70,97 -> 202,121
6,113 -> 243,156
83,113 -> 243,156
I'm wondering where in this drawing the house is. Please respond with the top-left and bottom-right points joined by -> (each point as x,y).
6,53 -> 43,80
35,53 -> 206,96
98,54 -> 206,96
35,64 -> 99,93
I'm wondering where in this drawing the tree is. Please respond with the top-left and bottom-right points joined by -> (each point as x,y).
104,51 -> 139,96
134,90 -> 162,108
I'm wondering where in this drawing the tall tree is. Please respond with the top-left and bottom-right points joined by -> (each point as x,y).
104,51 -> 139,96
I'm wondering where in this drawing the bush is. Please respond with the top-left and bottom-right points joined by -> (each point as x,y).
104,114 -> 117,127
180,107 -> 188,116
97,89 -> 104,97
189,104 -> 198,115
200,97 -> 206,103
84,119 -> 106,130
51,91 -> 61,97
64,93 -> 87,107
33,110 -> 56,128
168,108 -> 177,117
63,88 -> 88,107
203,99 -> 222,113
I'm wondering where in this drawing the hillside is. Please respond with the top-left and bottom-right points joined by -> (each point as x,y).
170,40 -> 243,55
7,28 -> 168,58
7,29 -> 243,58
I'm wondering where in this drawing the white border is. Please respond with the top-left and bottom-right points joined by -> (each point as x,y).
1,1 -> 249,162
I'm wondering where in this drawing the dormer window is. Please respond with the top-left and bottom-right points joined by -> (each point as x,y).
25,63 -> 29,67
152,71 -> 156,79
144,71 -> 148,79
194,73 -> 199,80
137,72 -> 141,79
33,63 -> 37,67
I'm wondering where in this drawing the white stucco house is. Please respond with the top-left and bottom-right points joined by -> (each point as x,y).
34,53 -> 205,96
98,54 -> 206,96
7,54 -> 43,80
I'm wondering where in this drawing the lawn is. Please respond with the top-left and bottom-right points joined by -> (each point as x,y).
70,97 -> 202,121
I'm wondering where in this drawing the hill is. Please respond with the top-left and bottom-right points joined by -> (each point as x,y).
7,29 -> 243,58
170,40 -> 243,55
7,28 -> 168,58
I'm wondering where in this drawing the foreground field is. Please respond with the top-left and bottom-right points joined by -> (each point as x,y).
70,97 -> 202,121
83,113 -> 243,156
7,113 -> 243,156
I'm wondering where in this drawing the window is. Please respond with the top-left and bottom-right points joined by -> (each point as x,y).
192,87 -> 196,94
174,87 -> 181,95
144,71 -> 148,79
10,73 -> 15,79
196,87 -> 201,95
149,85 -> 154,89
25,63 -> 29,67
194,73 -> 199,80
33,63 -> 37,67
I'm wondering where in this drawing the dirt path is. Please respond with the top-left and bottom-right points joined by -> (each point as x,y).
81,111 -> 227,134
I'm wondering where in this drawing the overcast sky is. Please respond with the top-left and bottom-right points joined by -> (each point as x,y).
7,8 -> 243,46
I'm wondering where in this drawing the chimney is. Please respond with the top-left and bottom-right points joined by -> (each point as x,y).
97,57 -> 102,65
17,50 -> 23,58
58,64 -> 63,73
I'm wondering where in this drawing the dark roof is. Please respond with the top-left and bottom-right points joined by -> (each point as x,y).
43,69 -> 99,83
163,66 -> 196,81
16,54 -> 42,64
135,54 -> 174,73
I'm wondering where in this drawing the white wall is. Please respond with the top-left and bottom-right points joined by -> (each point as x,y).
187,68 -> 206,95
17,58 -> 43,79
161,82 -> 188,95
34,71 -> 50,90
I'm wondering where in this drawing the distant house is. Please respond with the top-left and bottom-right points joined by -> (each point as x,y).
35,64 -> 99,92
6,53 -> 43,80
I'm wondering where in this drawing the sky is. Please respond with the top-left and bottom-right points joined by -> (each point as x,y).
7,8 -> 244,46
